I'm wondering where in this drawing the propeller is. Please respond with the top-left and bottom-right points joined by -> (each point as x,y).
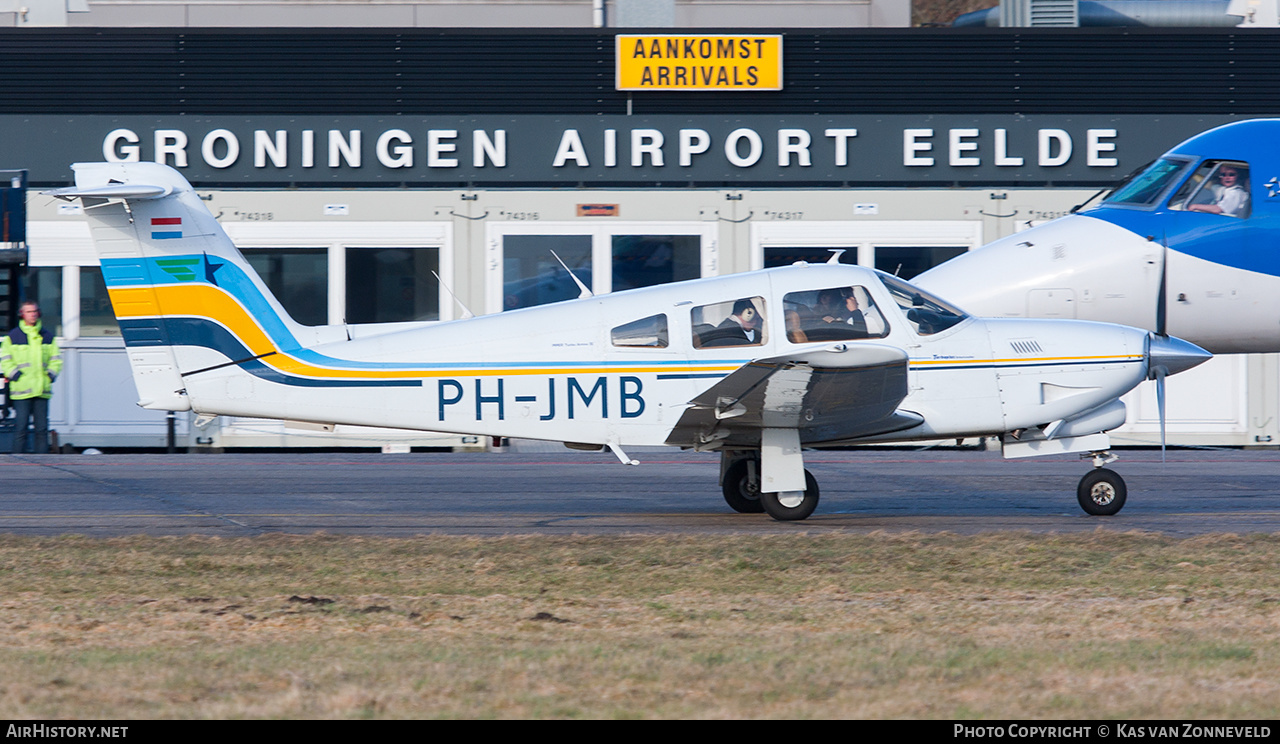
1147,239 -> 1209,464
1146,333 -> 1209,460
1154,240 -> 1169,461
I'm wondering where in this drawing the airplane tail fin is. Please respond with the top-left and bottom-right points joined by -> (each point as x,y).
48,162 -> 315,411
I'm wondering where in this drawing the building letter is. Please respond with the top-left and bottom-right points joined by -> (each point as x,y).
473,129 -> 506,167
428,129 -> 458,168
255,130 -> 287,168
994,128 -> 1023,166
949,128 -> 980,167
154,130 -> 189,167
377,129 -> 414,168
553,129 -> 589,167
201,129 -> 240,169
1087,128 -> 1118,167
824,128 -> 858,167
1038,129 -> 1072,167
329,130 -> 362,168
724,128 -> 762,167
903,129 -> 934,166
632,129 -> 664,167
103,129 -> 140,162
777,129 -> 812,167
604,129 -> 617,167
301,130 -> 315,168
679,129 -> 710,166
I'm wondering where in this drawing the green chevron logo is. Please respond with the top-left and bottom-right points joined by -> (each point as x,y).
156,258 -> 201,282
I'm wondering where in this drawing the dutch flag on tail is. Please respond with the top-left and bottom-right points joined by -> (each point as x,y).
151,216 -> 182,239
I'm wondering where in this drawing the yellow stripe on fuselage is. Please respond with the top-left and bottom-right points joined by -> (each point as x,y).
911,354 -> 1144,367
108,284 -> 740,380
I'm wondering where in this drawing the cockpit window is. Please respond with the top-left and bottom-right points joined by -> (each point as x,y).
783,286 -> 889,343
612,314 -> 668,348
1169,160 -> 1251,219
1103,158 -> 1193,207
879,273 -> 968,336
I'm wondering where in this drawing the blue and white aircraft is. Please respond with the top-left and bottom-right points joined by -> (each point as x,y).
48,162 -> 1210,520
916,119 -> 1280,355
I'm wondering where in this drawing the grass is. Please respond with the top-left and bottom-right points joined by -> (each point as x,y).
1,532 -> 1278,718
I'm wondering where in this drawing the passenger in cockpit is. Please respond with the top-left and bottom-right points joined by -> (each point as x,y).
810,288 -> 846,324
842,289 -> 868,337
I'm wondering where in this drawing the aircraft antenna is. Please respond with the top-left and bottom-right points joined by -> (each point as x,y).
551,250 -> 593,299
825,249 -> 846,265
432,271 -> 474,319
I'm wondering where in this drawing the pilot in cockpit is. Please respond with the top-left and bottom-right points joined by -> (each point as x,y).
1189,165 -> 1250,218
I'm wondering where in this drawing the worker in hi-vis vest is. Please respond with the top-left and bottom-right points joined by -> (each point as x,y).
2,301 -> 63,453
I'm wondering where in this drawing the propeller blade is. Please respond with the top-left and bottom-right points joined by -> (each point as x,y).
1146,332 -> 1209,466
1155,240 -> 1168,338
1156,366 -> 1167,464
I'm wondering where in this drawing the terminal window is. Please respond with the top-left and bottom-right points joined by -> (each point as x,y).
346,247 -> 440,323
874,246 -> 967,280
243,248 -> 328,326
610,235 -> 700,292
502,235 -> 593,311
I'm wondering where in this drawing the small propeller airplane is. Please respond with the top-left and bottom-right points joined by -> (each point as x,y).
48,162 -> 1210,520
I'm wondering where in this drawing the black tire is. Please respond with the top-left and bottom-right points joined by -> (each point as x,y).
760,470 -> 820,521
1077,468 -> 1127,516
722,458 -> 766,513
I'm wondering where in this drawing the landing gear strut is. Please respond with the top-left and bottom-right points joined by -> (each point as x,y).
1077,451 -> 1126,516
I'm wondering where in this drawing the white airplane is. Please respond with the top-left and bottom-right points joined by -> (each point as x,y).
915,119 -> 1280,355
49,162 -> 1210,521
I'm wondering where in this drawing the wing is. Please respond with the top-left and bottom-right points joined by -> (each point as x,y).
665,343 -> 922,450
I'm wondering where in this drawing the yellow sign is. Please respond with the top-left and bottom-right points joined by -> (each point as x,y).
616,35 -> 783,91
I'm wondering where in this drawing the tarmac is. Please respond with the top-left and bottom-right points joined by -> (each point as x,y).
3,445 -> 1280,537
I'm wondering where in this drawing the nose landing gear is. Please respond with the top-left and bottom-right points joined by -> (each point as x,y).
1077,451 -> 1127,516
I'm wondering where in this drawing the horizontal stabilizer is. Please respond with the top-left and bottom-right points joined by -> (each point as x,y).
46,183 -> 172,200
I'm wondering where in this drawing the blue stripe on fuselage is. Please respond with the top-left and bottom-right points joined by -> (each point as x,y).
1084,201 -> 1279,278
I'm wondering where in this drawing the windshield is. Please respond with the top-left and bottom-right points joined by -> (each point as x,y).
1103,158 -> 1193,207
878,273 -> 968,336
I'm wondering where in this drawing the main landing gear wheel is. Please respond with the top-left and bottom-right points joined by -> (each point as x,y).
1077,468 -> 1127,516
722,458 -> 766,514
760,470 -> 820,522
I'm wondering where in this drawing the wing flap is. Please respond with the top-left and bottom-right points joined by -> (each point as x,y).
666,343 -> 919,449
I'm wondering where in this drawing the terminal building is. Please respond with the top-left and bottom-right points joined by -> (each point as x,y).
1,0 -> 1278,450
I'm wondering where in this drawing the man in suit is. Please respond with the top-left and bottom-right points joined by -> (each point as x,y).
707,298 -> 761,346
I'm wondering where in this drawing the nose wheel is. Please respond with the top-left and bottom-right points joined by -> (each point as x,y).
1077,467 -> 1127,516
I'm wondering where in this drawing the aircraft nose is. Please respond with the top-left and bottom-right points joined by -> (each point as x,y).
1147,333 -> 1212,379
